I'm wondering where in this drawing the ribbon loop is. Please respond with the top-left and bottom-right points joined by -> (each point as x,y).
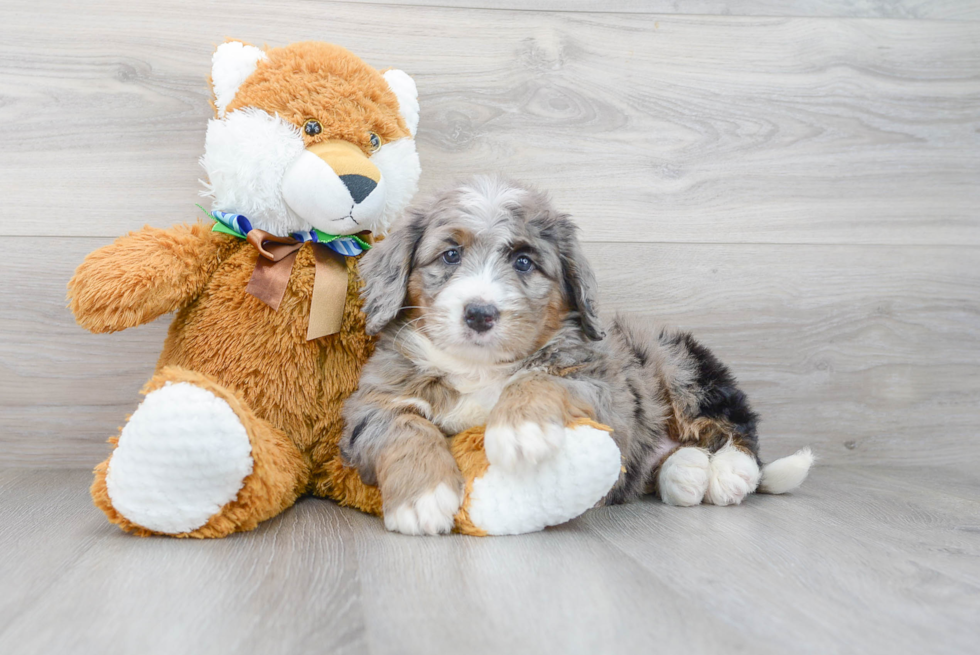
198,206 -> 364,340
245,242 -> 303,312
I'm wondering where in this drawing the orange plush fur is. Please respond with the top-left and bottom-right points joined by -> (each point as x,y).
222,42 -> 411,154
74,228 -> 384,536
70,42 -> 415,538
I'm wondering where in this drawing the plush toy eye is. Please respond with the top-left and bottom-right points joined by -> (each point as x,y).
442,248 -> 461,265
369,132 -> 382,152
304,120 -> 322,136
514,255 -> 534,272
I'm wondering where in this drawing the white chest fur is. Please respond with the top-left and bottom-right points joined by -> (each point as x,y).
436,375 -> 507,433
404,333 -> 515,434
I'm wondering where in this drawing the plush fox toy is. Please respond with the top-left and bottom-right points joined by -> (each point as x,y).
67,40 -> 621,538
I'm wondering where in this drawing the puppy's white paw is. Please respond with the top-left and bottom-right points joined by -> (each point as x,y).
383,483 -> 461,536
485,421 -> 565,471
705,443 -> 761,506
658,447 -> 711,507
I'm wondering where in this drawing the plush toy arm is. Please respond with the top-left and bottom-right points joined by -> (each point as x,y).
68,222 -> 232,333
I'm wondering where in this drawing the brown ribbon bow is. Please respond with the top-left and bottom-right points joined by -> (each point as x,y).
244,229 -> 352,340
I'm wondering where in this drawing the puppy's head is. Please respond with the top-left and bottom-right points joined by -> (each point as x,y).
360,175 -> 603,363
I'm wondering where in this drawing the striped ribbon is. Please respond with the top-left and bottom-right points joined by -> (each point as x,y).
199,206 -> 371,257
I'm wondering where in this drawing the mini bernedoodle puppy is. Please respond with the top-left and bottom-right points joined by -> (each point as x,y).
342,176 -> 813,535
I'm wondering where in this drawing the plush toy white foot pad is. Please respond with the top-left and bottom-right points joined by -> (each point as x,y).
466,423 -> 621,535
106,382 -> 254,534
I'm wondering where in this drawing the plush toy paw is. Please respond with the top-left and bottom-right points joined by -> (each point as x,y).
484,420 -> 566,471
384,482 -> 462,536
705,442 -> 761,506
658,447 -> 711,506
454,420 -> 621,536
105,381 -> 253,534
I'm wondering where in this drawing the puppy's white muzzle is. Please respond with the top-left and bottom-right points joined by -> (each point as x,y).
281,139 -> 387,236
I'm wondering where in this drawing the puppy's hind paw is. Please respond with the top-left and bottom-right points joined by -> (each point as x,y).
383,483 -> 461,536
484,421 -> 565,471
705,442 -> 761,506
658,447 -> 711,507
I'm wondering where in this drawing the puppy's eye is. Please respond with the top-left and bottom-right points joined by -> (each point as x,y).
304,120 -> 322,136
442,248 -> 461,265
369,132 -> 382,152
514,255 -> 534,272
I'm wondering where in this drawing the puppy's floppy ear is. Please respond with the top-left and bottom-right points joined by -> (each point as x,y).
554,216 -> 605,341
359,212 -> 425,335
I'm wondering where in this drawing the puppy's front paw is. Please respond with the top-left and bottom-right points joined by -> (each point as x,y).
384,482 -> 462,536
485,421 -> 565,471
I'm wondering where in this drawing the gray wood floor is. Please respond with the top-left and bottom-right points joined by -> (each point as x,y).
2,0 -> 979,653
1,465 -> 977,655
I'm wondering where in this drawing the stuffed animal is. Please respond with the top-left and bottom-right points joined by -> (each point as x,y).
68,40 -> 621,538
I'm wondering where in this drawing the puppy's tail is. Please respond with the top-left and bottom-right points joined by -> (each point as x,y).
757,447 -> 815,494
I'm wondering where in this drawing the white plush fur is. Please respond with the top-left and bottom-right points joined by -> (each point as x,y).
485,421 -> 566,471
199,108 -> 306,235
370,137 -> 421,234
384,482 -> 461,536
383,69 -> 419,137
759,448 -> 815,494
705,441 -> 761,506
200,109 -> 420,238
211,42 -> 267,117
658,447 -> 711,506
280,149 -> 388,235
105,382 -> 253,534
468,423 -> 622,535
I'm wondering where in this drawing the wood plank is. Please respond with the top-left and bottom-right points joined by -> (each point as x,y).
580,465 -> 980,655
0,473 -> 368,655
0,2 -> 978,244
2,237 -> 978,469
350,0 -> 980,21
339,506 -> 768,655
0,469 -> 117,635
2,467 -> 978,654
0,470 -> 761,655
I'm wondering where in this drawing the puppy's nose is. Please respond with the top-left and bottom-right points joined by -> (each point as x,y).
339,174 -> 377,204
464,303 -> 499,333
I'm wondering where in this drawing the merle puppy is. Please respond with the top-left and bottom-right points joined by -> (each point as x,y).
342,176 -> 812,535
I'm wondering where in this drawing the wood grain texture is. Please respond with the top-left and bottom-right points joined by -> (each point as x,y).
351,0 -> 980,20
0,470 -> 368,655
3,237 -> 978,469
0,1 -> 979,244
0,466 -> 977,655
580,466 -> 980,655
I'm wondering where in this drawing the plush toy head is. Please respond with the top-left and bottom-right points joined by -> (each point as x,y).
200,40 -> 421,237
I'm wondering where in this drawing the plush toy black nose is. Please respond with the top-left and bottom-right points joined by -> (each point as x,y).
340,174 -> 377,204
464,303 -> 499,333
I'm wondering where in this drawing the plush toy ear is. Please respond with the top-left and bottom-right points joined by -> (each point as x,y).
383,69 -> 420,137
211,41 -> 268,117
